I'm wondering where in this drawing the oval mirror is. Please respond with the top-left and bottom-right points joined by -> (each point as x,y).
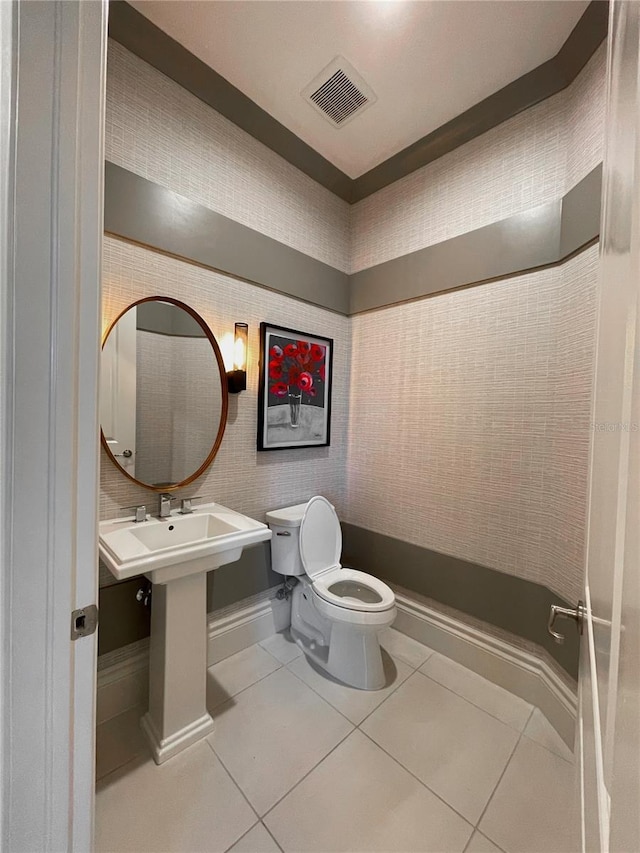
100,297 -> 228,491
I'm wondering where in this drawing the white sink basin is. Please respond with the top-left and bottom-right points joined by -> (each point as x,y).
99,502 -> 272,585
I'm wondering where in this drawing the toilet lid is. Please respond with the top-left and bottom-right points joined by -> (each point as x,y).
299,496 -> 342,579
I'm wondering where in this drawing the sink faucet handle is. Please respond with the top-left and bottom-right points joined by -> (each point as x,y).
121,504 -> 147,523
134,505 -> 147,523
179,496 -> 203,514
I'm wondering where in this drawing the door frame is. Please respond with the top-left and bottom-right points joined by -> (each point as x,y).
0,1 -> 107,849
579,2 -> 640,851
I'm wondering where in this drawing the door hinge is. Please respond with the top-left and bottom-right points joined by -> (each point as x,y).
71,604 -> 99,640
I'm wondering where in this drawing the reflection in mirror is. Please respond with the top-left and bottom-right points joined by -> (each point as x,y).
101,298 -> 228,490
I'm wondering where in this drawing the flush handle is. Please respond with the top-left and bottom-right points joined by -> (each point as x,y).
276,531 -> 291,536
548,600 -> 585,644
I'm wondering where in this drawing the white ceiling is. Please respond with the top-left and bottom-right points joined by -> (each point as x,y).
130,0 -> 590,179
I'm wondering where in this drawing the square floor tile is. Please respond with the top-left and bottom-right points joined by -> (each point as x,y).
260,631 -> 303,665
265,730 -> 472,852
228,822 -> 282,853
379,627 -> 434,669
479,736 -> 579,853
207,644 -> 281,712
420,654 -> 533,731
465,830 -> 503,853
96,741 -> 255,853
523,708 -> 574,762
96,705 -> 147,781
287,649 -> 412,724
209,667 -> 353,816
361,672 -> 519,824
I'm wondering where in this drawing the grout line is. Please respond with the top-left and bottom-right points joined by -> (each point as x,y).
258,635 -> 304,668
94,750 -> 148,787
208,658 -> 284,715
414,666 -> 534,734
519,710 -> 575,765
284,660 -> 361,727
462,828 -> 508,853
209,665 -> 355,822
285,650 -> 412,728
357,728 -> 475,831
95,753 -> 143,786
354,660 -> 415,728
261,819 -> 285,852
260,727 -> 355,822
221,819 -> 261,853
519,729 -> 575,766
472,707 -> 534,835
205,737 -> 261,822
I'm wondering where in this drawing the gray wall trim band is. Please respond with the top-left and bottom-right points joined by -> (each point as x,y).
104,162 -> 351,315
108,1 -> 607,204
341,523 -> 579,677
350,1 -> 609,202
105,162 -> 601,318
349,165 -> 603,315
107,1 -> 353,201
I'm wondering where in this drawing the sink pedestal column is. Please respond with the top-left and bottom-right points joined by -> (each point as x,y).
141,571 -> 214,764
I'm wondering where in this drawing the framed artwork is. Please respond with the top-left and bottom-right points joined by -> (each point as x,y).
257,322 -> 333,451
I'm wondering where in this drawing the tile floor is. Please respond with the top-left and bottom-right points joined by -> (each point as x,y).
95,628 -> 579,853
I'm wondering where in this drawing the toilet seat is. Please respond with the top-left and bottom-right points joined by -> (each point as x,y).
312,567 -> 395,612
299,497 -> 394,613
299,496 -> 342,580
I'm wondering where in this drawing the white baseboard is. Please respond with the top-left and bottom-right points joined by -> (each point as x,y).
97,586 -> 576,749
207,590 -> 289,665
393,591 -> 577,747
97,589 -> 285,725
96,648 -> 149,725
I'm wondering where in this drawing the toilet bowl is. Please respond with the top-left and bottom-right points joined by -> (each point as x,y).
266,496 -> 396,690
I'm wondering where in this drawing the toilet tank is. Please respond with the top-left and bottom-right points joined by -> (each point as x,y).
265,503 -> 308,576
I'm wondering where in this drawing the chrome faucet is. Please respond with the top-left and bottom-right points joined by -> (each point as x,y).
158,493 -> 174,518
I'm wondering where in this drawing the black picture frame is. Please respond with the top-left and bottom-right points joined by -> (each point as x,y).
257,322 -> 333,451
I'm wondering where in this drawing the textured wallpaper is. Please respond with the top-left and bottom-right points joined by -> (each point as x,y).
102,39 -> 603,615
346,246 -> 598,604
105,40 -> 351,273
350,45 -> 606,273
101,236 -> 351,530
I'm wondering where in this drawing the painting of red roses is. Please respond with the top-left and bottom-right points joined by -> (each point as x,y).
257,323 -> 333,450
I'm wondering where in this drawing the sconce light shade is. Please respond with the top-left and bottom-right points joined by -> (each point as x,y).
227,323 -> 248,393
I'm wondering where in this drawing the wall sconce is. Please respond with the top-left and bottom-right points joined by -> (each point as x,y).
227,323 -> 248,393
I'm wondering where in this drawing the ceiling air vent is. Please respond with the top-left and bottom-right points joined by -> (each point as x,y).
302,56 -> 376,128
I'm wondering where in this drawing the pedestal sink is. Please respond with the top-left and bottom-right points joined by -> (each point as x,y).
99,503 -> 271,764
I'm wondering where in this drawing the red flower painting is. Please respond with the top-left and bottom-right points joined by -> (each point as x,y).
259,323 -> 333,451
268,338 -> 326,401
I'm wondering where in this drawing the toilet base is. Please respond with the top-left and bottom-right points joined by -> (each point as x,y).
290,581 -> 394,690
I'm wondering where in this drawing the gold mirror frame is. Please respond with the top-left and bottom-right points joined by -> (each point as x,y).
101,296 -> 229,492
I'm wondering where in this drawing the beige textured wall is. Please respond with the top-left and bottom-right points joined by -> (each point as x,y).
345,46 -> 606,604
349,45 -> 606,273
346,247 -> 598,603
106,40 -> 351,273
101,236 -> 350,526
101,43 -> 353,592
102,40 -> 604,614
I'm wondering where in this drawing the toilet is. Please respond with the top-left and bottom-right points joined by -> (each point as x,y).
266,496 -> 396,690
